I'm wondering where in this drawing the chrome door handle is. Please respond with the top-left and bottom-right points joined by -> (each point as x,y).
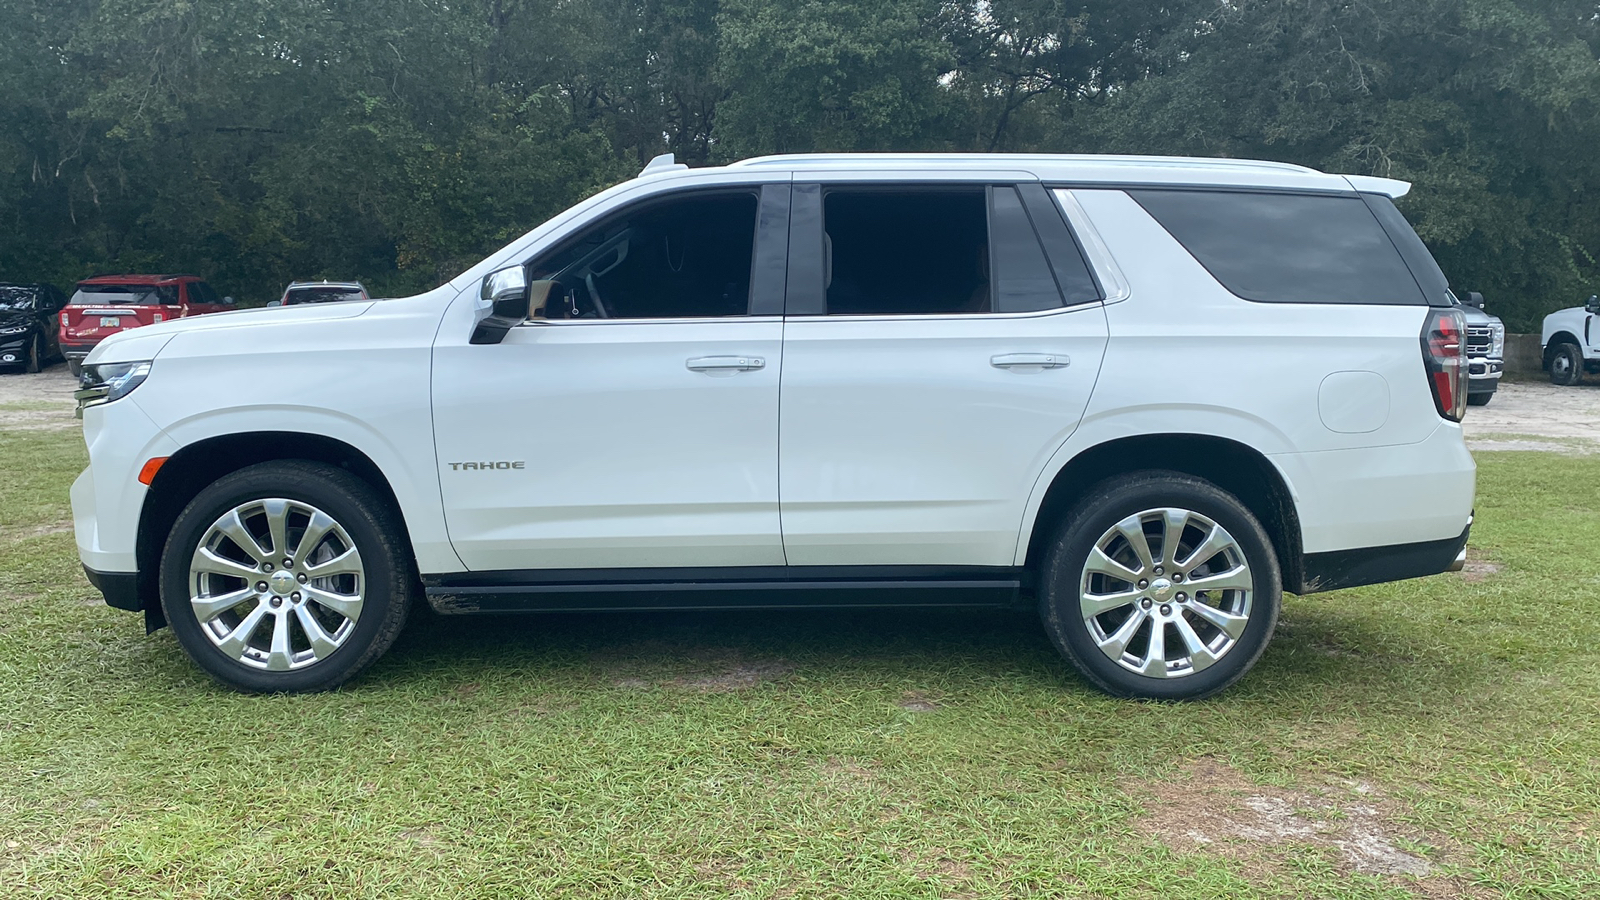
686,355 -> 765,372
991,353 -> 1069,369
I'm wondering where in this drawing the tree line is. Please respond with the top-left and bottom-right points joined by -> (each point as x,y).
2,0 -> 1596,330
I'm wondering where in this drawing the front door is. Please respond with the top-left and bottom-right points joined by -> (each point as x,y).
432,187 -> 790,571
777,183 -> 1110,567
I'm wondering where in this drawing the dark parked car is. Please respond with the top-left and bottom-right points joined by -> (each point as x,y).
0,283 -> 68,373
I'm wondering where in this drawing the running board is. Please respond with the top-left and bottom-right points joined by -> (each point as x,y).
422,567 -> 1025,614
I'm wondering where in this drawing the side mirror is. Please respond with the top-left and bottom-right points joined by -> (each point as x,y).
1588,295 -> 1600,314
1465,291 -> 1485,310
471,267 -> 554,345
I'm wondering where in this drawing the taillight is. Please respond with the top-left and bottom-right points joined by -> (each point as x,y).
1421,308 -> 1468,421
60,310 -> 69,329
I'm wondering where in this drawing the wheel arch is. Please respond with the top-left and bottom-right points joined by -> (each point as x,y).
1019,433 -> 1305,594
134,432 -> 413,627
1544,332 -> 1582,368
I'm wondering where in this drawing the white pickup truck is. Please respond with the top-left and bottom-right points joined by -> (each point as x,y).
1542,295 -> 1600,385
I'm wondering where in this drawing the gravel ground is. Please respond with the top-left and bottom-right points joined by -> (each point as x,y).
4,363 -> 1597,450
1462,379 -> 1600,454
0,364 -> 78,432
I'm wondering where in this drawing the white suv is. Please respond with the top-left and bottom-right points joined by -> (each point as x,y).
71,153 -> 1476,699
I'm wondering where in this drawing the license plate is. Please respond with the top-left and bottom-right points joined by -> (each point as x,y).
100,317 -> 120,327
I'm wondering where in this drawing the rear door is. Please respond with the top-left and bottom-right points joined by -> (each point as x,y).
777,182 -> 1110,567
181,281 -> 231,316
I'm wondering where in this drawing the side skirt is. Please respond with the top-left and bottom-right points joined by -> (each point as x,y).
422,566 -> 1026,614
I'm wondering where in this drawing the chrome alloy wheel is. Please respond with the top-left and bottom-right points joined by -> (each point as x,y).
1079,507 -> 1254,678
188,498 -> 365,671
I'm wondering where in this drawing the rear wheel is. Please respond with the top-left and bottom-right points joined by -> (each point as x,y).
160,461 -> 414,692
1038,471 -> 1281,700
1550,342 -> 1584,386
67,359 -> 82,378
23,335 -> 42,374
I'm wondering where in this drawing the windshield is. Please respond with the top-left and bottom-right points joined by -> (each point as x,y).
285,287 -> 364,304
70,285 -> 178,305
0,286 -> 39,310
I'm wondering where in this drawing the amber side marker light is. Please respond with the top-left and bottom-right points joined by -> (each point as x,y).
138,457 -> 169,485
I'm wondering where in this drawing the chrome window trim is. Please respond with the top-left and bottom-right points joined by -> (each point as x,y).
1051,189 -> 1131,304
516,315 -> 786,328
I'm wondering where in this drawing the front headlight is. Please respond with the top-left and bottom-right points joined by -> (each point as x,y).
0,325 -> 28,335
1491,323 -> 1505,358
75,360 -> 152,418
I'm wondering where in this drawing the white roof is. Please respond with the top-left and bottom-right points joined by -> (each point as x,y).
701,153 -> 1408,197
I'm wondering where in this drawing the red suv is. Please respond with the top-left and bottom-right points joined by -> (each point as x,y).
60,275 -> 231,375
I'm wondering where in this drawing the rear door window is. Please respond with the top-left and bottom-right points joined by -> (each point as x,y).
188,282 -> 222,305
808,185 -> 1102,316
1129,190 -> 1426,305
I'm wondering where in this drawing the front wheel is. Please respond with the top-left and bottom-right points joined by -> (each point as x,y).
1038,471 -> 1281,700
1550,342 -> 1584,386
1466,391 -> 1493,406
160,461 -> 414,692
23,335 -> 42,374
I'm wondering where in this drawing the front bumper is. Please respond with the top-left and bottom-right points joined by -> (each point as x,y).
1467,357 -> 1503,392
0,332 -> 30,363
83,566 -> 141,611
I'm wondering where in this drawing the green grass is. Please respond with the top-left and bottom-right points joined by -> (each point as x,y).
3,424 -> 1599,898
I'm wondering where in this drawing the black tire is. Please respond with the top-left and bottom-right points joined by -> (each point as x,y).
1550,342 -> 1584,386
1038,471 -> 1281,701
160,461 -> 414,692
1466,391 -> 1493,406
67,359 -> 82,379
23,335 -> 42,374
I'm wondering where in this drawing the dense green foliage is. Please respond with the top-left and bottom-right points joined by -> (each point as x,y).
1,0 -> 1596,328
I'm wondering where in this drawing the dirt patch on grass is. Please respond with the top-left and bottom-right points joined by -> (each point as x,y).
1130,759 -> 1473,893
668,661 -> 792,692
613,657 -> 793,693
896,690 -> 940,712
1458,550 -> 1503,583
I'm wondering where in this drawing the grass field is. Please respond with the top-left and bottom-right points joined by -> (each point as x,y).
2,423 -> 1598,899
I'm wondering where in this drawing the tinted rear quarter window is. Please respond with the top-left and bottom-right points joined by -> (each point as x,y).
1130,190 -> 1426,305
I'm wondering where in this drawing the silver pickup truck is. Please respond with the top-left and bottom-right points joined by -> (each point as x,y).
1457,291 -> 1504,406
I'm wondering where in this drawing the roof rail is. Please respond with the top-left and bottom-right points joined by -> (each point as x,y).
640,153 -> 688,176
726,153 -> 1320,174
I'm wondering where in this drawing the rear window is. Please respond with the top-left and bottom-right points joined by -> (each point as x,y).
1129,190 -> 1426,305
70,285 -> 179,306
285,286 -> 364,305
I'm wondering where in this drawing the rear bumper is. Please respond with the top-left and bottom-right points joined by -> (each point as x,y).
1296,520 -> 1472,594
1270,422 -> 1475,555
60,342 -> 97,361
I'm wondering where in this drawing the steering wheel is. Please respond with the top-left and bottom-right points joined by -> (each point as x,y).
584,273 -> 610,318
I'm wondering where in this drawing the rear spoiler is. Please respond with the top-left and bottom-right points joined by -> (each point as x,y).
1344,175 -> 1410,198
